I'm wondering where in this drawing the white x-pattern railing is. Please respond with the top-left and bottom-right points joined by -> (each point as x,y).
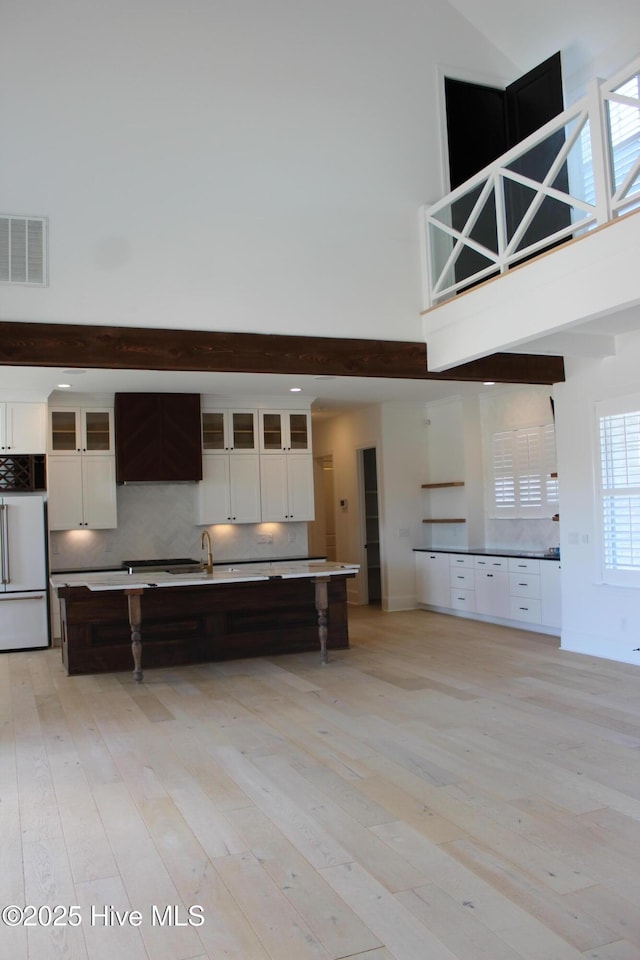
421,56 -> 640,308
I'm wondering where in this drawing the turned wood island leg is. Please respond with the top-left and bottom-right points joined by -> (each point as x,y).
126,588 -> 144,682
314,576 -> 330,664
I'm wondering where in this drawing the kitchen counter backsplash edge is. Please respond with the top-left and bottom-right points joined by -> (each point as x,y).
413,548 -> 560,560
51,555 -> 328,574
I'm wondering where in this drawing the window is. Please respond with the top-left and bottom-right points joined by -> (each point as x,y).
490,424 -> 558,518
597,396 -> 640,583
579,72 -> 640,214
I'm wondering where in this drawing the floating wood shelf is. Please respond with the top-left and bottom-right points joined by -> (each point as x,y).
422,518 -> 466,524
421,481 -> 465,489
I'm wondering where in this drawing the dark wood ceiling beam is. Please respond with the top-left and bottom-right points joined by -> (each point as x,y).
0,321 -> 565,384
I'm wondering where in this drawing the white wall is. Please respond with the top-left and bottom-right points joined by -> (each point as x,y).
555,324 -> 640,666
0,0 -> 517,343
421,395 -> 469,550
378,403 -> 430,610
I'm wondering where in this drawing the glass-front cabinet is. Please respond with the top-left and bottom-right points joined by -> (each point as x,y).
259,410 -> 311,454
49,407 -> 114,455
202,409 -> 257,453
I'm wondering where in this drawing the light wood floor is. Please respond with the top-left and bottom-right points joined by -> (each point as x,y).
2,607 -> 640,960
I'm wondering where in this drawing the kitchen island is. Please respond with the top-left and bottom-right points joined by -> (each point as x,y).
51,560 -> 359,679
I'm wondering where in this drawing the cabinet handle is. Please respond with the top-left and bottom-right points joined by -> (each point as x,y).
487,573 -> 493,578
519,606 -> 529,611
518,582 -> 527,586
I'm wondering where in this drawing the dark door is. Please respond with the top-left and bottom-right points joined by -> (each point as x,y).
362,447 -> 381,605
445,53 -> 568,284
504,53 -> 571,259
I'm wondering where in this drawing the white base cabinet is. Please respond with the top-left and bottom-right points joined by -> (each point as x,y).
474,555 -> 510,619
48,456 -> 118,530
415,551 -> 450,606
415,550 -> 561,634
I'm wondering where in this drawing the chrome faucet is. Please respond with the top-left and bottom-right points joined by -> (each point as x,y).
200,529 -> 214,574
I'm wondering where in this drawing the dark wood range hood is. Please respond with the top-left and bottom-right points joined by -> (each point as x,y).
114,392 -> 202,483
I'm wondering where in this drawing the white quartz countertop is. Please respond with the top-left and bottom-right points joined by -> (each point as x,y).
50,560 -> 360,592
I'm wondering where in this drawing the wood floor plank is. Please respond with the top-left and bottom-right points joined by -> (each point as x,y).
319,860 -> 461,960
137,796 -> 272,960
74,876 -> 148,960
227,803 -> 382,959
213,851 -> 333,960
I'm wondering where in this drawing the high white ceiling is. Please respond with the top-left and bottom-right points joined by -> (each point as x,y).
446,0 -> 639,95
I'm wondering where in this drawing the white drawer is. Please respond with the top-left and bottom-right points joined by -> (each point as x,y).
450,588 -> 476,612
473,555 -> 508,570
450,569 -> 474,589
509,572 -> 541,599
508,557 -> 541,575
449,554 -> 474,570
509,596 -> 542,624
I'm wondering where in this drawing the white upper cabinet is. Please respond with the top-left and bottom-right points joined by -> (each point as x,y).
49,406 -> 114,456
47,402 -> 117,530
201,408 -> 258,454
198,454 -> 262,524
260,455 -> 315,522
0,402 -> 47,454
47,455 -> 118,530
259,410 -> 311,454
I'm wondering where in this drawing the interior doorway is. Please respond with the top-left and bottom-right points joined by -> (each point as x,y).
360,447 -> 381,605
309,455 -> 336,560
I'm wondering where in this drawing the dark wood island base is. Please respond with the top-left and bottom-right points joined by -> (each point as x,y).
58,575 -> 353,677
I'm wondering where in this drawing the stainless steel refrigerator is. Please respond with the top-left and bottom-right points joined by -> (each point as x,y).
0,493 -> 49,651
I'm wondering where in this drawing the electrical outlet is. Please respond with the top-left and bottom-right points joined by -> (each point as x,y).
257,533 -> 273,544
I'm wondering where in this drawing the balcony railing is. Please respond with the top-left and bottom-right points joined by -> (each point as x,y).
420,56 -> 640,308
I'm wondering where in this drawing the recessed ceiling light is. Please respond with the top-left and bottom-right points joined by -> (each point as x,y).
57,383 -> 71,389
483,381 -> 496,386
290,387 -> 302,393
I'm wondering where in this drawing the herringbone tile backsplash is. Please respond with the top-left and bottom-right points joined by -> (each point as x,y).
50,483 -> 308,570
